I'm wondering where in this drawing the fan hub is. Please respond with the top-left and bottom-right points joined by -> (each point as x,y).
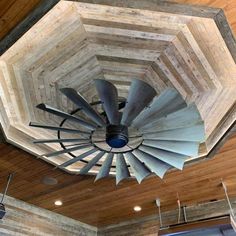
106,125 -> 128,148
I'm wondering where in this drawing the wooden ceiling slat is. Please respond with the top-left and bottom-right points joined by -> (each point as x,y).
0,134 -> 234,226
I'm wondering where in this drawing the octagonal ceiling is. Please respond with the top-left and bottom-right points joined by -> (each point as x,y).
0,0 -> 236,177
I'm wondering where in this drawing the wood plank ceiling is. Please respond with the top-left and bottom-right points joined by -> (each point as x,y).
0,0 -> 236,176
0,133 -> 236,227
0,0 -> 236,227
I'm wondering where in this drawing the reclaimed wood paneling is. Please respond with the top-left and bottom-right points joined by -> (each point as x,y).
98,198 -> 236,236
0,195 -> 96,236
98,219 -> 159,236
1,0 -> 236,40
173,0 -> 236,34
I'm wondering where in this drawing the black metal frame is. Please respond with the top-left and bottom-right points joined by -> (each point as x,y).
57,99 -> 143,168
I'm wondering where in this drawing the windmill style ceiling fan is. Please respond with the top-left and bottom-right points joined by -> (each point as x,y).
30,79 -> 205,184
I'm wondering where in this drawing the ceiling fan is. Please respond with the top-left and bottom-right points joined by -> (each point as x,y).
30,79 -> 205,184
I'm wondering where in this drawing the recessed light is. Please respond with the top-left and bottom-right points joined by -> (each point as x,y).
54,200 -> 63,206
42,176 -> 58,185
133,206 -> 142,212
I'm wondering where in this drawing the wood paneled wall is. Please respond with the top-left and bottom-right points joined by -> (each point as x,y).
0,194 -> 97,236
97,197 -> 236,236
98,219 -> 159,236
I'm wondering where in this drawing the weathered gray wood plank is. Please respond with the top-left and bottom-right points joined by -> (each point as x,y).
0,0 -> 60,56
214,10 -> 236,63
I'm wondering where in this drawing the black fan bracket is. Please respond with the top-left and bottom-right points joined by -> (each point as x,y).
57,99 -> 143,168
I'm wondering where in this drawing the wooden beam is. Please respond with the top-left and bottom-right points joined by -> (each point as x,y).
206,121 -> 236,160
0,125 -> 6,143
72,0 -> 220,18
185,107 -> 236,166
214,10 -> 236,62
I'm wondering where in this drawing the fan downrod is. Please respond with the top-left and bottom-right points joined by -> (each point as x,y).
106,125 -> 128,148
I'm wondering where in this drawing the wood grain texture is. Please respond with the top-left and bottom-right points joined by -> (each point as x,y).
0,0 -> 41,41
0,131 -> 234,227
0,195 -> 96,236
0,0 -> 236,176
172,0 -> 236,35
0,0 -> 60,56
0,1 -> 235,56
98,198 -> 236,235
0,0 -> 236,228
98,219 -> 159,236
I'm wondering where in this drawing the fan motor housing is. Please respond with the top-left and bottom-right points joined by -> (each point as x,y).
106,125 -> 128,148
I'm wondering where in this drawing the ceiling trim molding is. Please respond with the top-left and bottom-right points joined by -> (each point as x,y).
70,0 -> 221,17
214,9 -> 236,62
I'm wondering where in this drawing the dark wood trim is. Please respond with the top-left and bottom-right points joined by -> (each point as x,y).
72,0 -> 220,18
206,121 -> 236,159
0,0 -> 59,56
214,9 -> 236,63
159,215 -> 230,235
184,119 -> 236,168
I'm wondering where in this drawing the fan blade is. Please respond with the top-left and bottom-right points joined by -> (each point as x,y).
116,153 -> 130,185
121,79 -> 156,126
143,123 -> 205,142
139,145 -> 187,170
33,138 -> 90,144
63,142 -> 90,148
29,122 -> 91,135
36,104 -> 96,130
60,148 -> 98,168
95,153 -> 114,181
79,151 -> 105,175
143,140 -> 199,156
41,144 -> 92,158
141,104 -> 202,132
60,88 -> 105,127
94,79 -> 120,125
125,152 -> 151,183
133,149 -> 171,178
132,88 -> 186,128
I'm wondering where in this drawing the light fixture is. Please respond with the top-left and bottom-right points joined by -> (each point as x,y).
42,176 -> 58,185
31,79 -> 204,185
54,200 -> 63,206
134,206 -> 142,212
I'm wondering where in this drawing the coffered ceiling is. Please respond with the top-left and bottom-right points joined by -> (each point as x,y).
0,0 -> 236,227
